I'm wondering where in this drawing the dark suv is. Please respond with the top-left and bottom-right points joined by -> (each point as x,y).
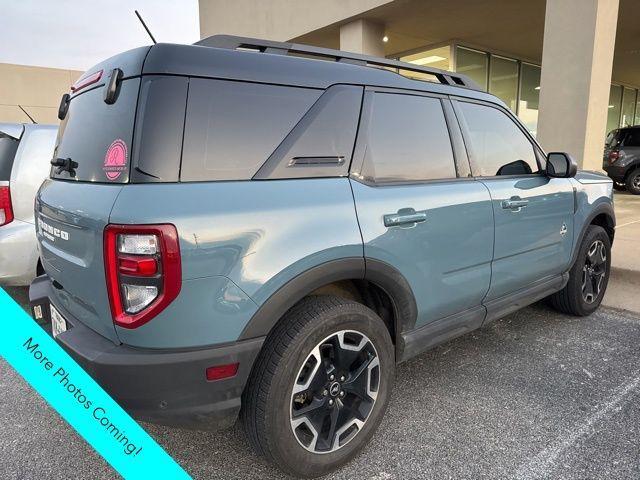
29,36 -> 615,478
604,126 -> 640,194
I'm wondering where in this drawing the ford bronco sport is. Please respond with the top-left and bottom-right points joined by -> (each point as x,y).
29,36 -> 615,478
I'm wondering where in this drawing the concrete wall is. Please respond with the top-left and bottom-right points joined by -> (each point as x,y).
198,0 -> 391,41
0,63 -> 82,125
340,19 -> 385,56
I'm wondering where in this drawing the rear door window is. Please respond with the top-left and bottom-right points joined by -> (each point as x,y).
358,92 -> 457,184
52,78 -> 141,183
458,101 -> 539,177
180,79 -> 321,181
0,133 -> 19,181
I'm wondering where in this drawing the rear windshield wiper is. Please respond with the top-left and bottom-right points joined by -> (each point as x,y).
51,157 -> 78,177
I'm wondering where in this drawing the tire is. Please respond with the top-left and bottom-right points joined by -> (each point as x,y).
613,182 -> 626,192
549,225 -> 611,316
242,295 -> 395,478
625,168 -> 640,195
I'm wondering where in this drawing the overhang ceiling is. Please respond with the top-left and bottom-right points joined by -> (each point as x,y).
292,0 -> 640,87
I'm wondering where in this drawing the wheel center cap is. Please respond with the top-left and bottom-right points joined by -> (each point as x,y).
329,381 -> 341,397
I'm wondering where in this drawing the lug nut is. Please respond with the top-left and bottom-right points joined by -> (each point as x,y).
340,375 -> 345,382
328,399 -> 334,406
340,391 -> 345,398
329,374 -> 335,381
322,389 -> 328,396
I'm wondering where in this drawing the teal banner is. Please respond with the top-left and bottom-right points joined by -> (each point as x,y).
0,287 -> 191,479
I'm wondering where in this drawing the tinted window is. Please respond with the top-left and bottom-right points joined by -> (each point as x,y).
0,134 -> 19,181
459,102 -> 538,176
181,79 -> 321,181
131,76 -> 188,182
622,129 -> 640,147
254,85 -> 362,179
53,78 -> 140,183
360,93 -> 456,183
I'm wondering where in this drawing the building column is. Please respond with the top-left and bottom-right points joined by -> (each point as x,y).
339,19 -> 385,56
537,0 -> 619,170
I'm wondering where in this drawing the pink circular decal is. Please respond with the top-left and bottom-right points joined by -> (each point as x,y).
103,139 -> 128,180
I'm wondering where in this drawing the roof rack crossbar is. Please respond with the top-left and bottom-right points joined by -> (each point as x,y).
195,35 -> 479,90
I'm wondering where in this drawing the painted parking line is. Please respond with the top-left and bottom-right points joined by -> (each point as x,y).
615,218 -> 640,229
513,372 -> 640,480
0,287 -> 192,480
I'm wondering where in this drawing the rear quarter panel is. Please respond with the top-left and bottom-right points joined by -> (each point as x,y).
109,178 -> 362,348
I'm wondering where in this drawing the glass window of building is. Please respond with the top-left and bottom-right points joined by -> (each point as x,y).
400,46 -> 451,71
518,63 -> 541,136
607,85 -> 623,134
489,56 -> 519,112
399,46 -> 450,83
621,87 -> 637,127
455,47 -> 488,90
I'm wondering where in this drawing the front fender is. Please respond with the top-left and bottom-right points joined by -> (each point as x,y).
570,200 -> 615,267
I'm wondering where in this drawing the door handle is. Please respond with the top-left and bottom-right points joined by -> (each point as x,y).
383,209 -> 427,227
501,198 -> 529,211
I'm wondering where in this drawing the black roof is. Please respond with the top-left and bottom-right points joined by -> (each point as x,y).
146,36 -> 501,105
79,35 -> 503,106
197,35 -> 477,88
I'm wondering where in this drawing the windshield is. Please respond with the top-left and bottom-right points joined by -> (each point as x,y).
51,78 -> 140,183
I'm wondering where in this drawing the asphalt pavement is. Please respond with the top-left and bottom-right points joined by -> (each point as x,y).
1,286 -> 639,479
602,191 -> 640,313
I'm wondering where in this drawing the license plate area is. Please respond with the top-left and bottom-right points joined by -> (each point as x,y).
51,304 -> 68,338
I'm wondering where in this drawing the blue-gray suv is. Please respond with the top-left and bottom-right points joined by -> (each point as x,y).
29,36 -> 615,477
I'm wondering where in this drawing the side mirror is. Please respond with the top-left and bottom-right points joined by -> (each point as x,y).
547,152 -> 578,178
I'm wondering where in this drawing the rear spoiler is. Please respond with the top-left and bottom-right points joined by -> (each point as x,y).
0,123 -> 24,140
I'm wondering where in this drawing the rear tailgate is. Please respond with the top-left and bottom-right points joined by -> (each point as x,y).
36,180 -> 123,341
35,47 -> 151,342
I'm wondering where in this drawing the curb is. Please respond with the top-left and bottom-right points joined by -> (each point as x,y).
610,266 -> 640,284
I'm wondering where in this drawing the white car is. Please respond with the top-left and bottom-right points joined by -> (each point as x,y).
0,123 -> 57,285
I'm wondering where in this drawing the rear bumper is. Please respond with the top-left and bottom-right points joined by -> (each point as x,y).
603,165 -> 627,183
29,275 -> 264,430
0,219 -> 38,286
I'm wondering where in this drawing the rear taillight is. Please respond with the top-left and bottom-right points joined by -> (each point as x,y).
104,224 -> 181,329
608,150 -> 621,163
0,186 -> 14,226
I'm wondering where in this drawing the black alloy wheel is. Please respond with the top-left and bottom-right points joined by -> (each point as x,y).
290,330 -> 380,453
242,296 -> 394,478
581,239 -> 607,304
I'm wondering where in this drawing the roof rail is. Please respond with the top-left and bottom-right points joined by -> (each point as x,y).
195,34 -> 479,90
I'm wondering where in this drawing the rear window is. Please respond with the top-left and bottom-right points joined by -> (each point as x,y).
622,129 -> 640,148
180,79 -> 321,181
52,78 -> 140,183
0,133 -> 19,181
